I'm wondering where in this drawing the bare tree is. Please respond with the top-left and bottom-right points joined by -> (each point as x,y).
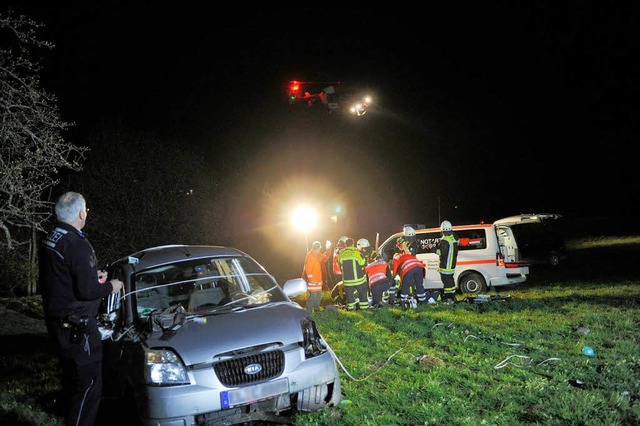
0,10 -> 87,251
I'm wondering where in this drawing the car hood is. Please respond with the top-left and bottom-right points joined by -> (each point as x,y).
144,302 -> 308,366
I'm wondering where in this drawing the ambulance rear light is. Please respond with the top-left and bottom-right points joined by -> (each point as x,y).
496,252 -> 505,267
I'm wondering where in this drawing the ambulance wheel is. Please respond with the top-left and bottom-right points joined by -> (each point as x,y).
459,272 -> 487,294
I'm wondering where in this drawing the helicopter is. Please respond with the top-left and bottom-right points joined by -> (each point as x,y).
285,80 -> 373,116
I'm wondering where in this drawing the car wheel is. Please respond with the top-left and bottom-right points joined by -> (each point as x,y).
548,252 -> 560,267
459,272 -> 487,294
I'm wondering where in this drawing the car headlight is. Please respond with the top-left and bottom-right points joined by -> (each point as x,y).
301,318 -> 326,358
144,349 -> 190,385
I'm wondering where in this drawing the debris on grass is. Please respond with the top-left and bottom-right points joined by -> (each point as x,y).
416,354 -> 444,367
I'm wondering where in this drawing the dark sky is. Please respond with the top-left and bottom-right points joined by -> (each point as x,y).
6,2 -> 640,240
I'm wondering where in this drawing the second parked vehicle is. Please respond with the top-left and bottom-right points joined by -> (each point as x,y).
378,214 -> 559,294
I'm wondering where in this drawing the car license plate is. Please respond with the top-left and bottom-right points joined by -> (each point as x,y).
221,378 -> 289,409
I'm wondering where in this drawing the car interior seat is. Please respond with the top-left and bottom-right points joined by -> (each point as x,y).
188,287 -> 225,311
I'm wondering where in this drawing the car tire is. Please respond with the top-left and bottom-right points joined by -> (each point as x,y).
548,252 -> 560,267
459,272 -> 487,294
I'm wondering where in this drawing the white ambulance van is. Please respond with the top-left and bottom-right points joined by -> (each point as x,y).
378,214 -> 559,294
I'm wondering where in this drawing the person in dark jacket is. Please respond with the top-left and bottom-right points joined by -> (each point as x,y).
438,220 -> 460,304
39,192 -> 123,426
337,238 -> 369,310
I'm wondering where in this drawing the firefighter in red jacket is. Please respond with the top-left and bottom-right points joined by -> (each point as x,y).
393,237 -> 428,308
365,252 -> 395,307
330,236 -> 347,289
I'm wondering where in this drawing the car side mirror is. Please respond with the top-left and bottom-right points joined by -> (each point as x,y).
283,278 -> 307,298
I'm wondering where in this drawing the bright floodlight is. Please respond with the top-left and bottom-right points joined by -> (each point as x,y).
291,206 -> 318,233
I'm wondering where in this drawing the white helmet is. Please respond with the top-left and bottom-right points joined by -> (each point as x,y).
357,238 -> 370,249
440,220 -> 453,232
338,235 -> 348,244
403,226 -> 415,237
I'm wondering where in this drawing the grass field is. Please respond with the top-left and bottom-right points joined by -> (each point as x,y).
1,236 -> 638,425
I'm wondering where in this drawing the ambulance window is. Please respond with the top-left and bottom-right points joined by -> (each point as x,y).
457,229 -> 487,251
416,232 -> 440,254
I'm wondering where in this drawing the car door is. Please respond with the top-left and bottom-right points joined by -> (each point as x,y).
495,213 -> 565,266
493,213 -> 562,227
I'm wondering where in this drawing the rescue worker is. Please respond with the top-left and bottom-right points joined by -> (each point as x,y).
357,238 -> 376,263
338,238 -> 369,310
365,252 -> 395,307
39,192 -> 123,426
302,240 -> 331,314
393,236 -> 428,308
402,225 -> 418,256
330,236 -> 347,289
438,220 -> 460,304
357,238 -> 377,305
330,281 -> 346,306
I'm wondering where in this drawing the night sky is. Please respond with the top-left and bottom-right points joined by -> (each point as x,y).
6,2 -> 640,245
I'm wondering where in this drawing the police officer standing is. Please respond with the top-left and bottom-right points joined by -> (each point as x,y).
39,192 -> 123,426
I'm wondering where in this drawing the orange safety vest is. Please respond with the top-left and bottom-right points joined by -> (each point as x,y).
304,249 -> 329,292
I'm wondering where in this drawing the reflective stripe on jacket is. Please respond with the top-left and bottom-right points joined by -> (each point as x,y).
437,233 -> 459,274
338,246 -> 367,286
304,249 -> 329,292
393,254 -> 424,278
365,259 -> 391,287
307,281 -> 323,292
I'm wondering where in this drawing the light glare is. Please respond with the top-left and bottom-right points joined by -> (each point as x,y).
291,206 -> 317,233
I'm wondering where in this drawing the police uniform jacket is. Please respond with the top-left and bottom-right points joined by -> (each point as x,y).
39,222 -> 113,323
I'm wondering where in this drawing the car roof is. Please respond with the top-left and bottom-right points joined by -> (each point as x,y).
114,245 -> 248,271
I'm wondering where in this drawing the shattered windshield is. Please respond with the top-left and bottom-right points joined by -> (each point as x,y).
132,256 -> 285,319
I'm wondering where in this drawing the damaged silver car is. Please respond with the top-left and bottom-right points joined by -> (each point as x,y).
98,245 -> 342,425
